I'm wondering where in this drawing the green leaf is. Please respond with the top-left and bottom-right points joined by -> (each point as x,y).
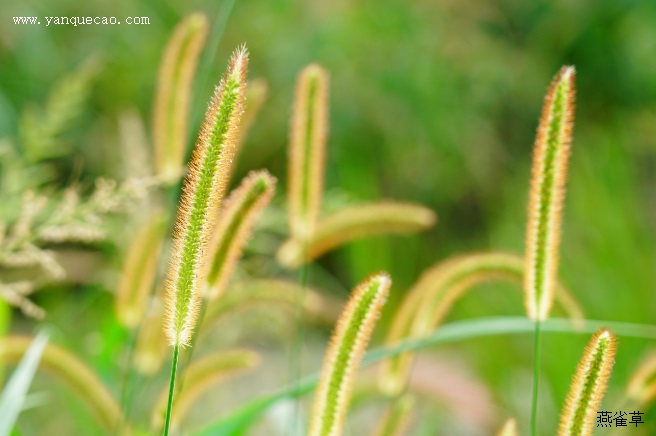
0,331 -> 49,436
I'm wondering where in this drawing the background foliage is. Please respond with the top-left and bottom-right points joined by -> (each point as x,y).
1,0 -> 655,434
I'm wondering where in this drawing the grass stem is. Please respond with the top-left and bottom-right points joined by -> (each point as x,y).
163,345 -> 180,436
531,320 -> 542,436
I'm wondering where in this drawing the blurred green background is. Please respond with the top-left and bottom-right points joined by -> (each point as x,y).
1,0 -> 655,434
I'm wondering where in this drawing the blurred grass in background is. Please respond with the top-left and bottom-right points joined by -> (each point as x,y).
1,0 -> 655,434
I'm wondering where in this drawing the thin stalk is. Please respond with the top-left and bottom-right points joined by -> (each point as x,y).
288,239 -> 309,434
163,345 -> 180,436
531,320 -> 542,436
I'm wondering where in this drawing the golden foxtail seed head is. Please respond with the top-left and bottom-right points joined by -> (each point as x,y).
309,273 -> 391,436
288,64 -> 329,240
558,328 -> 617,436
164,46 -> 249,347
525,66 -> 576,322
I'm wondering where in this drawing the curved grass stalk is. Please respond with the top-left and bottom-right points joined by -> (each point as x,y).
163,45 -> 248,436
115,213 -> 166,328
0,336 -> 123,432
497,418 -> 518,436
203,279 -> 342,331
380,251 -> 583,396
205,170 -> 275,300
151,349 -> 259,431
373,394 -> 415,436
277,202 -> 436,269
557,328 -> 617,435
524,66 -> 576,322
309,273 -> 391,436
153,13 -> 209,182
288,64 -> 329,240
625,351 -> 656,406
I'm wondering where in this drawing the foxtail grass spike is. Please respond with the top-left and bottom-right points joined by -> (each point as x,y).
380,251 -> 584,396
277,202 -> 436,269
525,66 -> 576,322
557,328 -> 617,436
497,418 -> 518,436
153,13 -> 209,182
309,273 -> 391,436
374,394 -> 415,436
115,213 -> 166,328
288,64 -> 329,240
205,170 -> 276,300
626,351 -> 656,406
0,336 -> 123,432
152,349 -> 260,430
162,45 -> 247,436
164,45 -> 248,348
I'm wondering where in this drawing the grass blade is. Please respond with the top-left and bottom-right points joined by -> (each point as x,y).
195,317 -> 656,436
0,335 -> 123,432
0,332 -> 48,436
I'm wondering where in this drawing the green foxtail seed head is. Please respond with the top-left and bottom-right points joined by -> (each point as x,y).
153,13 -> 209,182
557,328 -> 617,436
288,64 -> 329,240
380,251 -> 584,396
115,213 -> 166,328
525,66 -> 576,322
205,170 -> 276,300
496,418 -> 518,436
0,336 -> 123,432
152,349 -> 260,430
309,273 -> 391,436
164,46 -> 248,347
277,202 -> 436,269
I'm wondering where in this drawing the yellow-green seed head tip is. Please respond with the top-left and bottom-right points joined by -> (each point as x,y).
524,65 -> 576,322
164,46 -> 249,347
288,63 -> 329,240
309,272 -> 391,436
558,328 -> 617,436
